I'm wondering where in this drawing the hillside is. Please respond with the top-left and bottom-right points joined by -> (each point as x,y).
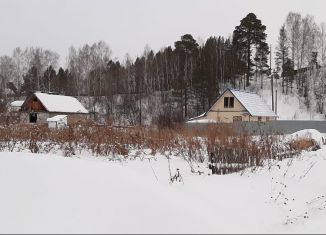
251,78 -> 326,121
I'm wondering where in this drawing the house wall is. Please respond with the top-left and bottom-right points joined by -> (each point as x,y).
206,90 -> 275,123
23,96 -> 47,112
19,112 -> 90,125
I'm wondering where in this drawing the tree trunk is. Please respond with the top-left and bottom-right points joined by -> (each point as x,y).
246,43 -> 251,87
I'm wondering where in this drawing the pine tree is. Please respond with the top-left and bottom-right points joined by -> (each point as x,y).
42,66 -> 56,92
174,34 -> 199,119
282,59 -> 294,94
21,66 -> 38,95
275,25 -> 289,93
233,13 -> 269,87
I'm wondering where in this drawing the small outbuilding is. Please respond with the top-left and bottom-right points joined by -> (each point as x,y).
47,115 -> 68,129
188,88 -> 277,123
9,100 -> 24,112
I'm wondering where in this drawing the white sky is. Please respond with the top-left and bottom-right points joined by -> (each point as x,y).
1,0 -> 326,67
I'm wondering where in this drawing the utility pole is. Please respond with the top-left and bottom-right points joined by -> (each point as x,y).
275,89 -> 278,117
270,44 -> 274,111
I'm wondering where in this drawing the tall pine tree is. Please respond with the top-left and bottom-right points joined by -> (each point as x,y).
233,13 -> 269,87
275,25 -> 289,93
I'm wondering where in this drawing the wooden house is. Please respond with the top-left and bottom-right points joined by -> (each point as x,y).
188,89 -> 277,123
20,92 -> 89,124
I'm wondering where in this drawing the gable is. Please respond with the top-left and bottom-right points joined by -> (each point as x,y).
207,89 -> 277,117
21,94 -> 47,112
209,90 -> 247,113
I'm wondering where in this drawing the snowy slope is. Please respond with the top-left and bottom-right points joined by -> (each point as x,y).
255,80 -> 325,120
0,148 -> 326,233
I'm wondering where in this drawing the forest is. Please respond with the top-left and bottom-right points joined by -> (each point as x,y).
1,12 -> 326,126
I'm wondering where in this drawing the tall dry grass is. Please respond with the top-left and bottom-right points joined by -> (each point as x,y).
0,121 -> 318,174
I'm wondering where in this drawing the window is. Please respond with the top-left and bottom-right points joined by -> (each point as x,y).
224,97 -> 229,108
224,97 -> 234,108
229,97 -> 234,108
233,116 -> 242,122
258,116 -> 262,122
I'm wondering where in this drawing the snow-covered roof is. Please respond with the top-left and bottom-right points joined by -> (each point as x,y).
10,100 -> 24,107
187,118 -> 217,124
34,92 -> 88,114
229,89 -> 277,117
47,115 -> 67,122
187,113 -> 206,122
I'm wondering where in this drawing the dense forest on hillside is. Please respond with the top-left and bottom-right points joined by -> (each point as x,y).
1,12 -> 326,126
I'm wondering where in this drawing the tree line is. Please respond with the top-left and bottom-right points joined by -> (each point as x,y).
275,12 -> 326,114
1,12 -> 326,125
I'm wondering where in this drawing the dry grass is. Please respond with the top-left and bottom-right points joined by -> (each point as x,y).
0,121 -> 318,174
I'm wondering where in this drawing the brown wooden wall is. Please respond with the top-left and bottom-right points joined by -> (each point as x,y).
23,97 -> 46,112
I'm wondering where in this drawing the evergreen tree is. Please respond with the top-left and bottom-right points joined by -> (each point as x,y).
56,67 -> 68,94
233,13 -> 269,87
254,43 -> 270,88
275,25 -> 289,93
21,66 -> 38,95
42,66 -> 56,92
174,34 -> 199,119
282,58 -> 295,94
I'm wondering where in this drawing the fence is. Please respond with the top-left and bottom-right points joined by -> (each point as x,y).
185,120 -> 326,135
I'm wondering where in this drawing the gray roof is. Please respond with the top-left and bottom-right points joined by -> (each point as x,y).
229,89 -> 277,117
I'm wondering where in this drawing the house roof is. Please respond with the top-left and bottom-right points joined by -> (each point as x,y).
10,100 -> 24,107
187,113 -> 218,123
33,92 -> 88,114
227,89 -> 277,117
187,113 -> 206,122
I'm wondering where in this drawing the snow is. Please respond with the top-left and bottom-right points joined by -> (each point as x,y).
257,80 -> 325,120
10,100 -> 24,107
47,115 -> 67,122
186,113 -> 219,123
0,144 -> 326,233
187,112 -> 206,121
187,118 -> 217,123
47,115 -> 68,128
34,92 -> 88,114
230,89 -> 277,117
290,129 -> 326,146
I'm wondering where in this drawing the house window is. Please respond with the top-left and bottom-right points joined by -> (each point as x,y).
229,97 -> 234,108
233,116 -> 242,122
258,116 -> 262,122
224,97 -> 229,108
224,97 -> 234,108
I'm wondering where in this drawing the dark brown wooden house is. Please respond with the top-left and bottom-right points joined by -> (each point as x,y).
20,92 -> 89,124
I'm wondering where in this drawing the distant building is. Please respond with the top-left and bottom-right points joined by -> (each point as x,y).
20,92 -> 89,124
188,88 -> 277,123
9,100 -> 24,112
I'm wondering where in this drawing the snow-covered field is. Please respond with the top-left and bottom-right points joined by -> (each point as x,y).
0,139 -> 326,233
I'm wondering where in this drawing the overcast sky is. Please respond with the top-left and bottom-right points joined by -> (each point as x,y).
1,0 -> 326,66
